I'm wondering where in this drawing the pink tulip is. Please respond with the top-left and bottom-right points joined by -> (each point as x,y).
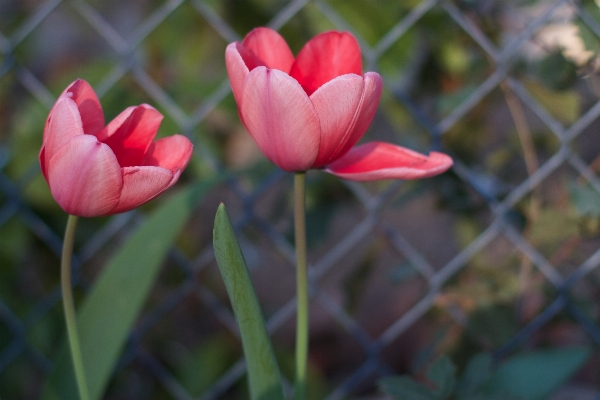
39,79 -> 193,217
226,27 -> 452,180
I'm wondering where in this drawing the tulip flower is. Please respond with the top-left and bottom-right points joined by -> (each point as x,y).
40,79 -> 194,400
40,79 -> 193,218
225,28 -> 454,400
226,27 -> 453,181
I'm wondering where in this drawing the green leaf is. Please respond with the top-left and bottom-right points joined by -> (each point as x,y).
42,178 -> 220,400
427,355 -> 456,399
485,346 -> 591,400
524,80 -> 580,124
379,376 -> 438,400
456,353 -> 493,399
569,180 -> 600,217
213,204 -> 285,400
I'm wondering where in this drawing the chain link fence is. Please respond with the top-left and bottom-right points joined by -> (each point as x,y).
2,0 -> 600,398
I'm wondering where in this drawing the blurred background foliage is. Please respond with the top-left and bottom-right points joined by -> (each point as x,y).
2,0 -> 600,398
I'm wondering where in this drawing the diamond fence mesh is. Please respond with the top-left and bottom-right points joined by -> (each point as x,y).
2,0 -> 600,398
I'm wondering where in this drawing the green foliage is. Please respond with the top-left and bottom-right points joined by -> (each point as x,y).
42,178 -> 220,400
523,80 -> 580,124
485,347 -> 591,399
175,335 -> 240,397
379,347 -> 590,400
533,51 -> 578,91
213,203 -> 285,400
569,180 -> 600,218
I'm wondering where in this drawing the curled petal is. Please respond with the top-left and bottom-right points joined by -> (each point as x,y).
241,27 -> 295,73
142,134 -> 193,185
64,79 -> 105,136
329,72 -> 382,162
108,166 -> 173,215
240,67 -> 320,171
310,74 -> 363,167
98,105 -> 163,167
325,142 -> 453,181
290,31 -> 362,95
46,135 -> 122,217
226,42 -> 251,106
41,98 -> 85,179
311,73 -> 382,167
94,106 -> 136,142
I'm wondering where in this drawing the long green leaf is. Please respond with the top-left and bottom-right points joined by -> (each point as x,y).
485,346 -> 591,399
43,178 -> 220,400
213,203 -> 285,400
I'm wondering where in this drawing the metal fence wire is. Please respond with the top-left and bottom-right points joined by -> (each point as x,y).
2,0 -> 600,398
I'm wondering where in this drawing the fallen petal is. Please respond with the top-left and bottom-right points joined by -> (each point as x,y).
46,135 -> 122,217
325,142 -> 453,181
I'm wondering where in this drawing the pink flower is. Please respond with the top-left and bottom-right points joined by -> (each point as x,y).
225,27 -> 452,181
39,79 -> 193,217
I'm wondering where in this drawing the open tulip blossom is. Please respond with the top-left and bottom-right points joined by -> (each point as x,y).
223,27 -> 454,400
39,79 -> 193,400
226,27 -> 453,180
40,79 -> 193,218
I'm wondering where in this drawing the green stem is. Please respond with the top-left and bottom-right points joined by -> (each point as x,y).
61,215 -> 90,400
293,172 -> 308,400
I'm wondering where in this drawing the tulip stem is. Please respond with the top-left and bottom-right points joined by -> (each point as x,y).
61,215 -> 90,400
294,172 -> 309,400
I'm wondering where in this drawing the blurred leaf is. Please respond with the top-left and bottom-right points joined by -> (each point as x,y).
485,346 -> 591,400
275,346 -> 331,400
213,203 -> 285,400
575,19 -> 600,58
524,80 -> 580,124
176,335 -> 239,397
437,84 -> 478,116
529,208 -> 579,250
466,305 -> 516,347
569,179 -> 600,217
456,353 -> 493,398
533,51 -> 578,90
379,375 -> 438,400
42,178 -> 221,400
427,355 -> 456,398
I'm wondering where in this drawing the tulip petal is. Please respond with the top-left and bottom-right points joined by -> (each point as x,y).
325,142 -> 453,181
310,74 -> 364,167
94,106 -> 136,141
240,67 -> 320,172
109,166 -> 173,214
324,72 -> 382,164
241,27 -> 295,73
142,134 -> 193,185
290,31 -> 362,95
65,79 -> 105,136
226,42 -> 251,106
99,105 -> 163,167
41,98 -> 85,179
47,135 -> 122,217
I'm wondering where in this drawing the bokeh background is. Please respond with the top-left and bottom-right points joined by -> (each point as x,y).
2,0 -> 600,398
